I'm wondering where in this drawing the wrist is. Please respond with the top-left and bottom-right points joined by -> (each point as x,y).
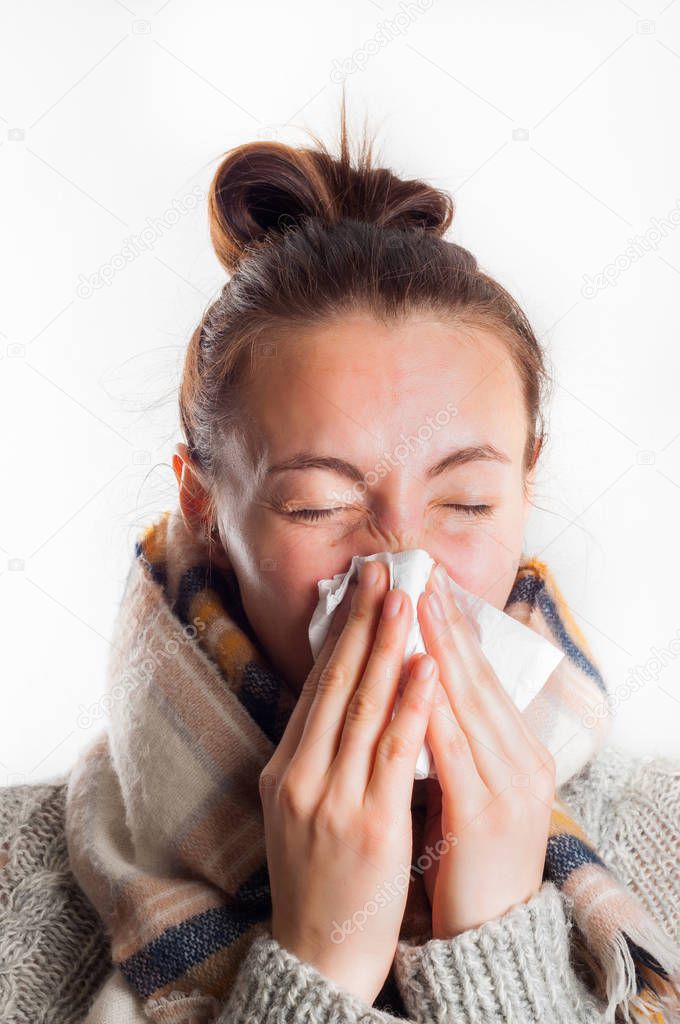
273,933 -> 384,1006
396,883 -> 594,1024
432,883 -> 542,939
302,953 -> 384,1005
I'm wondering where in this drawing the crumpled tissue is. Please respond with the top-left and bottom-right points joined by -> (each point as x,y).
308,549 -> 565,780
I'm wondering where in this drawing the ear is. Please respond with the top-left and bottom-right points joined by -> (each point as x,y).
173,443 -> 234,574
522,439 -> 540,527
173,442 -> 212,538
523,470 -> 535,525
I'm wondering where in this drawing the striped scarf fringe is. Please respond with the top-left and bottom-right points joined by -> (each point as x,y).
64,508 -> 680,1023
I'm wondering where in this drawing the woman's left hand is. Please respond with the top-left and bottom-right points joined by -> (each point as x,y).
414,562 -> 557,940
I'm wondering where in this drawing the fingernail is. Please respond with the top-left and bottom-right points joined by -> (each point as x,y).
428,591 -> 445,620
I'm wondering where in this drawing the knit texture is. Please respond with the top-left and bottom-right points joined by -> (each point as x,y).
0,780 -> 112,1023
59,506 -> 680,1023
54,507 -> 680,1019
393,880 -> 602,1023
1,744 -> 679,1022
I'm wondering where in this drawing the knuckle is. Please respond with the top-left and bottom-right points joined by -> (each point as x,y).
400,687 -> 434,716
346,685 -> 381,723
377,728 -> 414,764
300,668 -> 320,698
476,668 -> 498,691
312,798 -> 339,837
317,660 -> 349,696
313,793 -> 360,843
258,765 -> 279,801
443,729 -> 469,761
372,627 -> 397,661
277,770 -> 308,818
347,600 -> 373,629
459,691 -> 482,717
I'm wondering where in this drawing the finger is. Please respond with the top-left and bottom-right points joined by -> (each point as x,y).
417,582 -> 538,792
426,680 -> 488,818
291,560 -> 389,775
267,576 -> 359,772
425,567 -> 548,760
366,653 -> 439,819
424,568 -> 519,717
332,586 -> 416,792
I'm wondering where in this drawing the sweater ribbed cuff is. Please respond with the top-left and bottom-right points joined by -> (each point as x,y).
393,881 -> 604,1024
219,932 -> 406,1024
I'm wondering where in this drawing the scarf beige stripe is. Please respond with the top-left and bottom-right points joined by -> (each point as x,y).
65,507 -> 680,1023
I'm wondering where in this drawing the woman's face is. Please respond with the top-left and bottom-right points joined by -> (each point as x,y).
176,313 -> 536,698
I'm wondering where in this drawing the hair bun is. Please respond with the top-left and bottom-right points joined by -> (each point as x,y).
207,112 -> 454,274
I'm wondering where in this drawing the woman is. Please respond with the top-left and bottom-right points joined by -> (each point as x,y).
1,100 -> 679,1024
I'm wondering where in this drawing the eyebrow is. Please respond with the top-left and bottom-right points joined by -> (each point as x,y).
266,444 -> 512,483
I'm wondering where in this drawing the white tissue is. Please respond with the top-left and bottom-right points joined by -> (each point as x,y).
308,549 -> 565,780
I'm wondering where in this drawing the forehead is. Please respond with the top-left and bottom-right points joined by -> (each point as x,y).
242,314 -> 526,465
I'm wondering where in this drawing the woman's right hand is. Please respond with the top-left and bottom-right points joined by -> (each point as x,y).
258,559 -> 439,1006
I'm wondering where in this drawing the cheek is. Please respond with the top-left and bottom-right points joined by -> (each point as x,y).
436,523 -> 524,610
247,531 -> 335,623
245,498 -> 526,618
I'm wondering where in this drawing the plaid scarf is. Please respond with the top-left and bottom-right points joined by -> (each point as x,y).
65,507 -> 680,1024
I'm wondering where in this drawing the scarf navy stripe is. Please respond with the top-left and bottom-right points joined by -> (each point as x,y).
507,573 -> 606,693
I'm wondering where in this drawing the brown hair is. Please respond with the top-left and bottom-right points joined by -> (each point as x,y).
179,95 -> 551,535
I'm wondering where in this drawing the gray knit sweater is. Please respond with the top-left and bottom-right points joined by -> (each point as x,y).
1,744 -> 679,1024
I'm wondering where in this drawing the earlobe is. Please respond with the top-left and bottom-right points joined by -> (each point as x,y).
173,444 -> 233,573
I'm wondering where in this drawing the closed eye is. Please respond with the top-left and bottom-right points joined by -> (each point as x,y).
286,504 -> 493,522
445,503 -> 492,518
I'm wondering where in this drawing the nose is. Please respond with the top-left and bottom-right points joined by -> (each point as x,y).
363,502 -> 427,554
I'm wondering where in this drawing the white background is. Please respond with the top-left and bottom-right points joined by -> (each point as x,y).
1,0 -> 679,785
